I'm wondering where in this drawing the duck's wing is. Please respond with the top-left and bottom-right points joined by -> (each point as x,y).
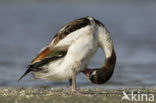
28,51 -> 67,69
30,17 -> 91,64
49,17 -> 91,50
52,17 -> 90,45
31,17 -> 92,64
18,49 -> 67,81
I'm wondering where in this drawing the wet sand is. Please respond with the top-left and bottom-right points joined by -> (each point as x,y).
0,88 -> 156,103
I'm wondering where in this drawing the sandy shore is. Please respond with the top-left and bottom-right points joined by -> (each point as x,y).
0,88 -> 156,103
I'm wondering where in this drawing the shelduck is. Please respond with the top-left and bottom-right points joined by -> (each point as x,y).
18,16 -> 116,94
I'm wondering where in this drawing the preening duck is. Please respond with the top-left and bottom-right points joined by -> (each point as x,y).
18,16 -> 116,94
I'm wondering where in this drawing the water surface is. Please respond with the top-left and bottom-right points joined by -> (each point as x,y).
0,1 -> 156,89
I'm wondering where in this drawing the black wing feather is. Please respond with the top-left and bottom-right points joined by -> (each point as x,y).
18,51 -> 67,81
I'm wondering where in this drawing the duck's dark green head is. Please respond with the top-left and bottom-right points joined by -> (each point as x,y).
82,68 -> 114,84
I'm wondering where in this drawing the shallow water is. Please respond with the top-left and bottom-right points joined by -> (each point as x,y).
0,1 -> 156,88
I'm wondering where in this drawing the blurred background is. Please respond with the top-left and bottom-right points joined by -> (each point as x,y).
0,0 -> 156,89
